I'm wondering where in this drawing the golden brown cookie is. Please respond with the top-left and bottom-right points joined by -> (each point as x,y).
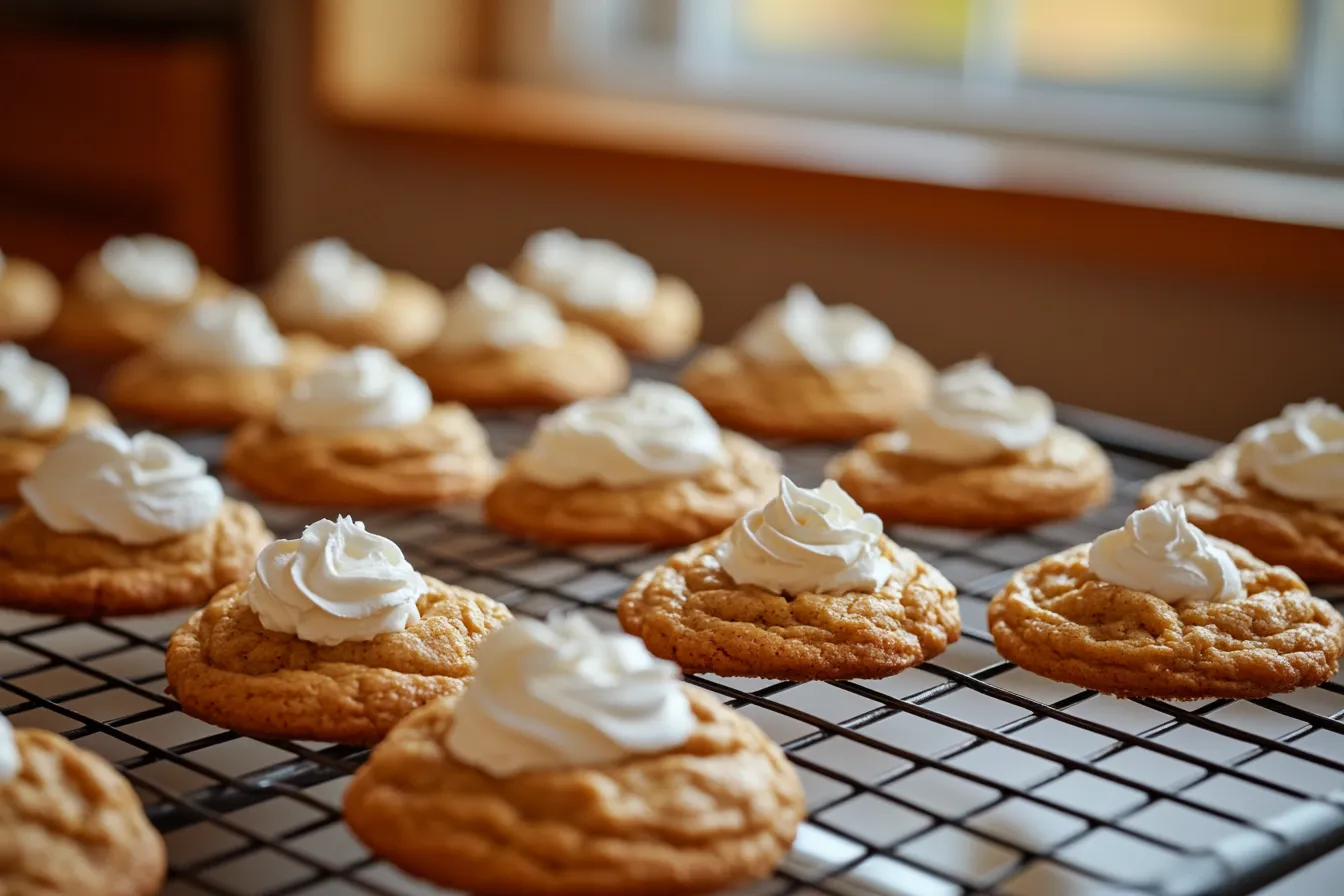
408,323 -> 629,409
0,728 -> 166,896
344,686 -> 804,896
517,268 -> 701,360
0,500 -> 272,617
266,271 -> 446,359
166,577 -> 511,744
48,254 -> 233,356
620,532 -> 959,679
827,425 -> 1114,529
988,542 -> 1344,699
224,403 -> 496,506
0,257 -> 61,342
681,345 -> 936,441
484,432 -> 778,546
0,396 -> 114,502
106,334 -> 334,428
1140,447 -> 1344,583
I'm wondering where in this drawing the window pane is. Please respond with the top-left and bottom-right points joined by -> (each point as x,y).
1017,0 -> 1297,99
737,0 -> 970,67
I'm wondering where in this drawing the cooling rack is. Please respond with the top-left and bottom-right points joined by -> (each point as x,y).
3,372 -> 1344,896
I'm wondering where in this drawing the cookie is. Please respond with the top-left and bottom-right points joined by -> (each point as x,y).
619,480 -> 960,679
0,396 -> 114,502
989,535 -> 1344,700
0,725 -> 166,896
0,255 -> 61,342
829,425 -> 1114,528
166,577 -> 511,744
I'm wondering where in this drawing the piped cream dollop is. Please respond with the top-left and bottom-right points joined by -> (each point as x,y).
0,343 -> 69,434
19,425 -> 223,546
435,265 -> 565,352
1236,400 -> 1344,513
155,291 -> 287,369
446,614 -> 695,777
735,284 -> 896,369
246,516 -> 425,646
514,381 -> 724,488
1088,501 -> 1244,603
275,238 -> 386,320
522,229 -> 657,312
885,359 -> 1054,465
99,235 -> 199,302
0,713 -> 18,783
718,476 -> 893,596
277,346 -> 431,434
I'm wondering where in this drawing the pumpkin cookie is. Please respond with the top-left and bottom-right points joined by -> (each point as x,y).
0,716 -> 166,896
0,343 -> 114,501
166,516 -> 511,744
989,502 -> 1344,699
0,251 -> 61,342
484,381 -> 778,545
408,265 -> 628,408
682,284 -> 935,441
0,425 -> 271,617
621,477 -> 959,680
1140,400 -> 1344,582
345,615 -> 804,896
48,234 -> 233,355
225,346 -> 495,506
265,238 -> 445,358
514,229 -> 700,359
828,359 -> 1112,528
107,292 -> 333,427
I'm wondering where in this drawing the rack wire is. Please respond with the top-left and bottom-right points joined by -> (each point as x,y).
3,376 -> 1344,896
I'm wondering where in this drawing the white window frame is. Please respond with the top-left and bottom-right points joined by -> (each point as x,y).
503,0 -> 1344,169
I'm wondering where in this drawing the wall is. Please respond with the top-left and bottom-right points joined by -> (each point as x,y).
253,1 -> 1343,440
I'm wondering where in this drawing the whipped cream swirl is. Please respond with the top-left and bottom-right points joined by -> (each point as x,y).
888,359 -> 1054,465
278,238 -> 386,319
736,284 -> 896,369
0,343 -> 69,434
523,229 -> 657,312
278,346 -> 431,434
447,614 -> 695,777
1236,400 -> 1344,513
246,516 -> 425,646
436,265 -> 565,352
719,477 -> 893,596
0,713 -> 17,783
99,235 -> 199,302
1089,502 -> 1244,603
515,381 -> 724,488
156,292 -> 287,369
20,425 -> 223,546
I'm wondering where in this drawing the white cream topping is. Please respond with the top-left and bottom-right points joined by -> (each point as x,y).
0,344 -> 69,434
1236,400 -> 1344,513
447,614 -> 695,777
19,425 -> 223,546
155,291 -> 287,369
0,714 -> 17,783
435,265 -> 565,352
246,516 -> 425,646
277,238 -> 386,320
99,235 -> 199,302
718,477 -> 893,596
736,284 -> 896,369
884,359 -> 1054,465
515,381 -> 724,488
1089,501 -> 1244,603
277,346 -> 431,434
522,229 -> 657,312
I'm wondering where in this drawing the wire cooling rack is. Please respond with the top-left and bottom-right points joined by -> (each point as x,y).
4,377 -> 1344,896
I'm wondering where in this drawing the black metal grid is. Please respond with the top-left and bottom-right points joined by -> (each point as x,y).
4,391 -> 1344,896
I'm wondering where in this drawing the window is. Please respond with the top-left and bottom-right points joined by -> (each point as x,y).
508,0 -> 1343,165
